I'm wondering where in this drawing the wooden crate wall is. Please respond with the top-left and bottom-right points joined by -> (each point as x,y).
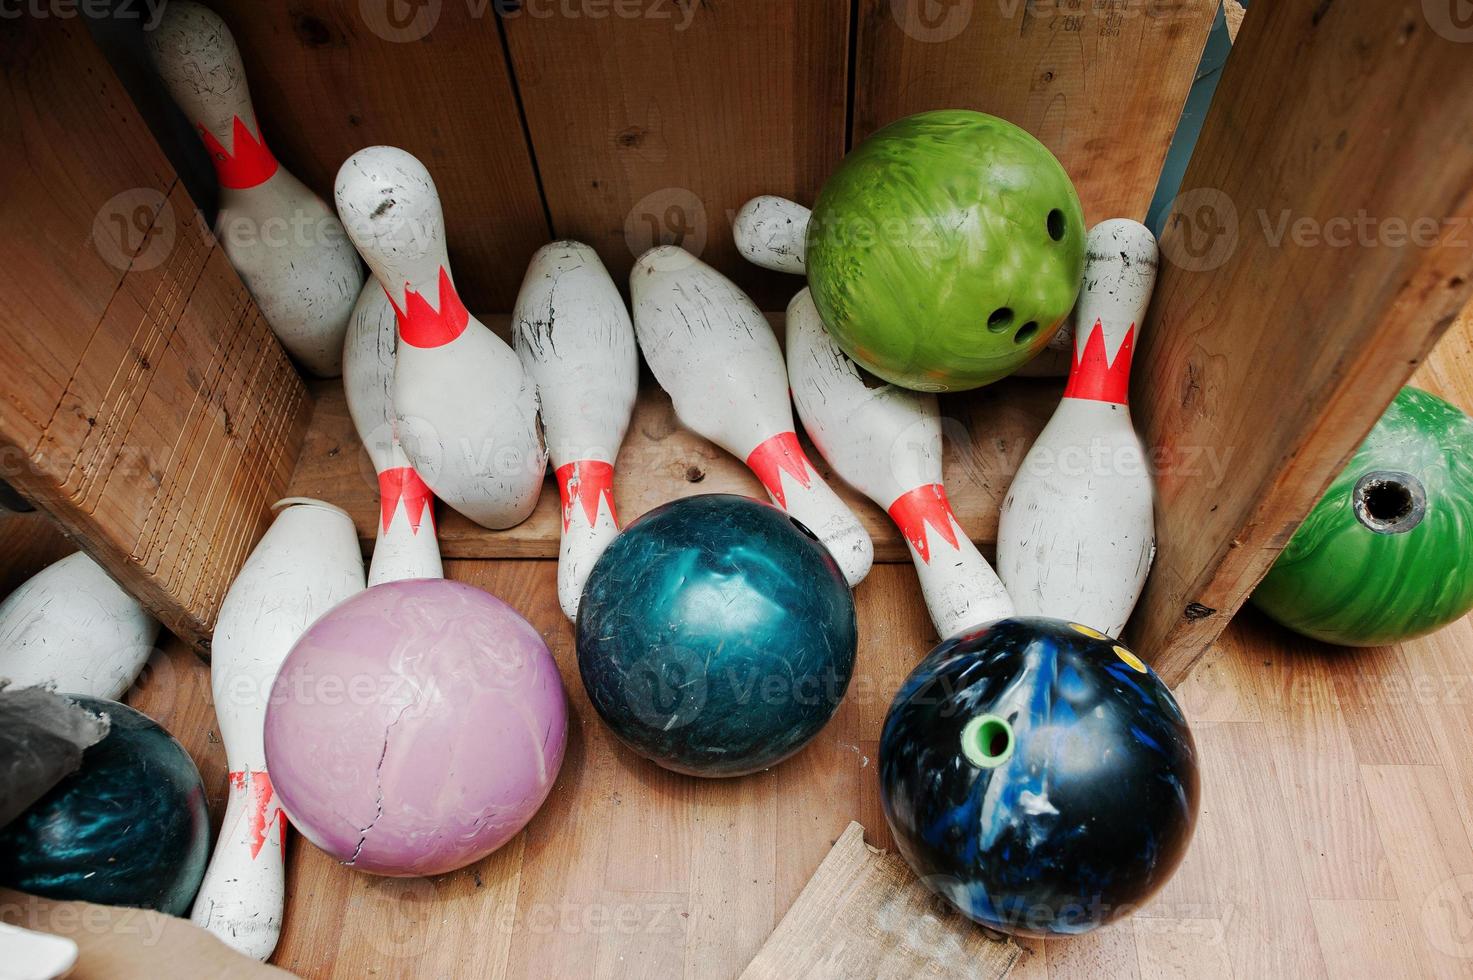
0,19 -> 310,649
205,0 -> 1219,312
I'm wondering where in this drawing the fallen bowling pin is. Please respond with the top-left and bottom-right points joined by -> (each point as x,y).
786,289 -> 1012,637
335,146 -> 547,530
0,552 -> 159,700
191,498 -> 364,960
996,219 -> 1159,637
513,242 -> 638,621
630,247 -> 872,586
342,280 -> 443,586
147,1 -> 362,378
733,196 -> 810,274
0,922 -> 77,980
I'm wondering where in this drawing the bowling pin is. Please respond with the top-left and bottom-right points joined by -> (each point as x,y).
335,146 -> 547,530
0,922 -> 77,980
147,2 -> 363,378
786,289 -> 1012,637
0,552 -> 159,700
996,219 -> 1159,638
631,247 -> 873,586
513,242 -> 639,621
733,196 -> 810,274
342,280 -> 443,586
192,498 -> 364,960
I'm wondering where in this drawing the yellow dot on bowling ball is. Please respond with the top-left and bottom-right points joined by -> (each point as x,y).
1114,645 -> 1148,673
1070,623 -> 1108,640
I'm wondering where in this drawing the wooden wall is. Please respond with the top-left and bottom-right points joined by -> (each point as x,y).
201,0 -> 1217,311
0,19 -> 310,649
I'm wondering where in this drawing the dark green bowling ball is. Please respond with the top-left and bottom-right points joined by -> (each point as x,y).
1252,387 -> 1473,646
0,696 -> 209,915
576,494 -> 857,777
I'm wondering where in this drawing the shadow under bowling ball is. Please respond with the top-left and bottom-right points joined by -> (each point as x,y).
576,493 -> 858,778
0,696 -> 209,915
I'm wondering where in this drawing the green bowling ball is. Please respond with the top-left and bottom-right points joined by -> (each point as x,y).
805,110 -> 1085,392
1252,387 -> 1473,646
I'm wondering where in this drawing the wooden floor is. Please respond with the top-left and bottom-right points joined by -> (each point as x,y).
5,322 -> 1470,978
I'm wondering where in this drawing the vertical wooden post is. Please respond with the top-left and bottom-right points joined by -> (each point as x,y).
1132,0 -> 1473,684
0,20 -> 310,650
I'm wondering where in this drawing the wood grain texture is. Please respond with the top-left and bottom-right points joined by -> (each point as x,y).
739,822 -> 1020,980
852,0 -> 1217,222
284,314 -> 1061,580
501,0 -> 849,311
206,0 -> 550,312
0,20 -> 309,649
1130,0 -> 1473,685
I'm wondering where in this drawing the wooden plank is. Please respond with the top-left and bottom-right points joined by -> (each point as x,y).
208,1 -> 550,312
739,822 -> 1020,980
0,21 -> 309,649
1131,0 -> 1473,685
283,315 -> 1059,578
853,0 -> 1218,222
501,0 -> 849,312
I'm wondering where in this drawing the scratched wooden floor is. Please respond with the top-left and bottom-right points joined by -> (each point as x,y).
4,318 -> 1469,978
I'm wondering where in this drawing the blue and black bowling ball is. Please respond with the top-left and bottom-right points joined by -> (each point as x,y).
879,618 -> 1199,938
577,494 -> 857,777
0,696 -> 209,915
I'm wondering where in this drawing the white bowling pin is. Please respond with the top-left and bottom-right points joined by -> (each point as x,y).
342,280 -> 443,586
631,247 -> 873,586
732,196 -> 810,274
0,552 -> 159,700
335,146 -> 547,530
786,289 -> 1012,637
0,922 -> 77,980
147,2 -> 362,378
192,498 -> 364,960
513,242 -> 639,621
996,219 -> 1159,637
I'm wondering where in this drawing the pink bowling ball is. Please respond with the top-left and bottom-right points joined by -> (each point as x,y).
263,579 -> 567,876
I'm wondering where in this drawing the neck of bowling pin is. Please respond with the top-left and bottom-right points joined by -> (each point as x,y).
191,767 -> 285,960
369,452 -> 442,586
888,484 -> 1014,636
378,260 -> 470,350
1063,316 -> 1137,406
556,459 -> 620,535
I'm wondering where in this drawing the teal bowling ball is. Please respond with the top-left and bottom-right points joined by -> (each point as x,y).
0,696 -> 209,915
576,494 -> 857,777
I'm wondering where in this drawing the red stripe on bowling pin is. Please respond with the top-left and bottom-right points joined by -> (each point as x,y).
1063,320 -> 1135,405
378,466 -> 435,535
887,484 -> 962,564
556,460 -> 617,532
229,770 -> 287,860
197,116 -> 279,189
745,432 -> 816,508
388,267 -> 470,349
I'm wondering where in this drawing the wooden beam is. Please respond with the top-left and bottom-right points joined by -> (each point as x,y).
0,21 -> 309,650
1131,0 -> 1473,684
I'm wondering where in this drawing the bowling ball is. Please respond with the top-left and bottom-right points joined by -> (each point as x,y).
1252,386 -> 1473,646
576,494 -> 857,777
263,579 -> 567,876
0,696 -> 208,915
806,110 -> 1086,392
879,618 -> 1199,938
